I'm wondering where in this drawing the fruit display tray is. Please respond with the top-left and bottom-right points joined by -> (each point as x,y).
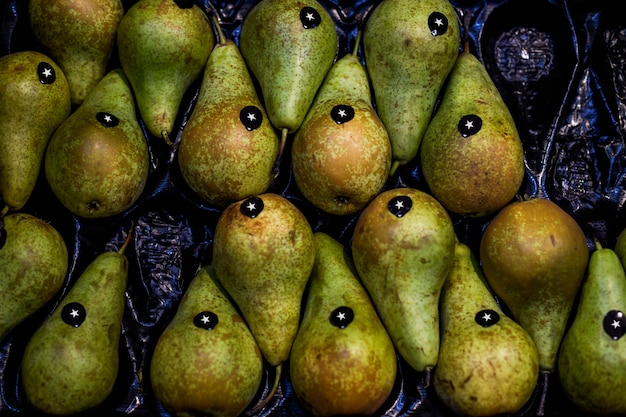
1,0 -> 625,416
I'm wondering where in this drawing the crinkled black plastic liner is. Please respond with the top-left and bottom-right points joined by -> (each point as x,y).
1,0 -> 625,415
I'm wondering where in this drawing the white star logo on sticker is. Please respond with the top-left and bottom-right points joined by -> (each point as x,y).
338,109 -> 347,118
247,112 -> 257,122
465,120 -> 474,130
42,67 -> 53,78
395,200 -> 404,210
201,315 -> 211,325
336,311 -> 346,321
246,202 -> 256,212
612,320 -> 621,329
435,18 -> 443,26
70,309 -> 80,318
482,312 -> 492,322
306,12 -> 315,21
104,114 -> 112,123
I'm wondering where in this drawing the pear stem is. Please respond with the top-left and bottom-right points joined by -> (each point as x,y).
162,130 -> 173,146
247,362 -> 282,415
389,160 -> 401,177
352,28 -> 362,57
0,205 -> 8,219
118,227 -> 133,255
593,236 -> 603,251
211,14 -> 226,45
272,128 -> 288,178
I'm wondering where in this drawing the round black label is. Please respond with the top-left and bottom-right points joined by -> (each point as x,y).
193,311 -> 218,330
61,302 -> 87,328
240,196 -> 264,218
330,104 -> 355,124
388,195 -> 412,218
428,12 -> 449,36
330,306 -> 354,329
37,62 -> 56,84
300,6 -> 322,29
458,114 -> 482,137
475,309 -> 500,327
96,112 -> 119,128
604,310 -> 625,340
240,105 -> 263,131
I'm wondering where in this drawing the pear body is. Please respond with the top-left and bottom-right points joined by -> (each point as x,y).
0,51 -> 71,211
292,49 -> 392,215
480,197 -> 589,371
239,0 -> 338,133
615,227 -> 626,269
212,193 -> 315,367
29,0 -> 124,106
363,0 -> 460,172
178,39 -> 279,207
21,249 -> 128,415
150,265 -> 263,417
351,187 -> 456,372
420,50 -> 525,217
290,232 -> 397,416
433,242 -> 539,417
117,0 -> 214,141
44,69 -> 149,218
558,243 -> 626,415
0,213 -> 68,340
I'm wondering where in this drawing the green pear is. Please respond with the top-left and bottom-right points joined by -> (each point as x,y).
420,43 -> 525,217
433,241 -> 539,416
291,31 -> 392,215
0,51 -> 71,211
44,69 -> 150,218
177,20 -> 279,206
212,193 -> 315,391
363,0 -> 460,175
351,187 -> 456,375
615,226 -> 626,269
21,233 -> 131,415
557,240 -> 626,415
479,197 -> 590,372
117,0 -> 214,145
29,0 -> 124,106
150,265 -> 264,417
0,211 -> 68,340
289,232 -> 397,416
239,0 -> 338,169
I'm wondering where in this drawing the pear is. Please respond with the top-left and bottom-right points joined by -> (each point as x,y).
44,69 -> 150,218
239,0 -> 338,170
420,43 -> 525,217
615,226 -> 626,269
351,187 -> 456,375
29,0 -> 124,106
21,232 -> 131,415
363,0 -> 460,175
479,197 -> 589,372
212,193 -> 315,399
150,265 -> 264,417
117,0 -> 214,145
289,232 -> 397,416
177,19 -> 279,206
433,241 -> 539,417
0,211 -> 68,340
557,240 -> 626,415
0,51 -> 71,211
291,30 -> 392,215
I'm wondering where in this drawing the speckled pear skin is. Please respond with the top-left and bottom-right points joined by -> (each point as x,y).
351,187 -> 457,373
29,0 -> 124,106
615,227 -> 626,270
557,242 -> 626,415
0,51 -> 71,211
0,213 -> 68,341
420,48 -> 525,217
291,38 -> 392,216
44,69 -> 150,218
363,0 -> 460,174
289,232 -> 397,417
212,193 -> 316,367
117,0 -> 214,142
178,32 -> 279,207
239,0 -> 338,134
434,241 -> 539,417
150,265 -> 264,417
21,248 -> 128,415
479,197 -> 590,371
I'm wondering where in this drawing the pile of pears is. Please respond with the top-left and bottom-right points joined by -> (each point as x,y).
1,0 -> 624,416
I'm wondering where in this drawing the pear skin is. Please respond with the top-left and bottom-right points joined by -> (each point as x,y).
557,241 -> 626,415
44,69 -> 150,218
150,265 -> 264,417
434,241 -> 539,416
29,0 -> 124,106
291,31 -> 392,215
0,51 -> 71,211
480,197 -> 589,371
351,187 -> 456,374
615,227 -> 626,269
0,212 -> 68,340
289,232 -> 397,416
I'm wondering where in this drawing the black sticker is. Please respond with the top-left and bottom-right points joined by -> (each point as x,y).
330,306 -> 354,329
61,302 -> 86,328
388,195 -> 412,217
240,105 -> 263,131
193,311 -> 218,330
37,62 -> 56,84
330,104 -> 355,124
428,12 -> 449,37
458,114 -> 482,137
603,310 -> 626,340
240,196 -> 264,218
300,6 -> 322,29
96,112 -> 119,128
475,309 -> 500,327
